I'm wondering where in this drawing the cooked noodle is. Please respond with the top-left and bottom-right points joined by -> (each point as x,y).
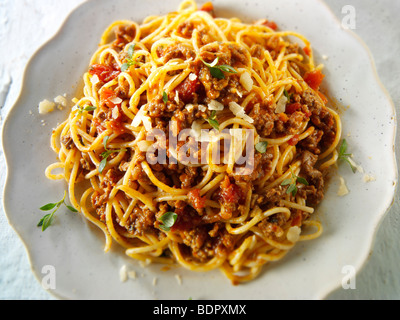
46,0 -> 341,284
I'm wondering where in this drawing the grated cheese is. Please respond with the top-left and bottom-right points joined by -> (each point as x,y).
286,226 -> 301,243
198,104 -> 207,112
131,107 -> 152,131
38,99 -> 55,114
240,71 -> 253,92
119,265 -> 128,282
185,104 -> 195,112
137,140 -> 153,152
109,97 -> 123,105
207,99 -> 224,111
91,74 -> 100,85
337,176 -> 349,196
275,95 -> 288,114
363,174 -> 376,183
54,95 -> 67,108
229,102 -> 254,123
188,73 -> 197,81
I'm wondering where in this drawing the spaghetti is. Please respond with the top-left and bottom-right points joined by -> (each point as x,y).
46,0 -> 341,284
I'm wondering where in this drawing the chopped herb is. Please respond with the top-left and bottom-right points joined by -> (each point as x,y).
338,139 -> 357,173
121,44 -> 137,72
281,167 -> 309,197
283,89 -> 292,102
158,212 -> 178,232
201,57 -> 237,80
99,136 -> 126,173
162,91 -> 168,104
207,110 -> 220,130
77,104 -> 97,114
38,191 -> 78,231
255,141 -> 269,153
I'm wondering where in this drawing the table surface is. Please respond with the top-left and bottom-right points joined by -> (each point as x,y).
0,0 -> 399,300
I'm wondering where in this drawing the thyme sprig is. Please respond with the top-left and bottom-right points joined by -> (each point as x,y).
38,191 -> 78,231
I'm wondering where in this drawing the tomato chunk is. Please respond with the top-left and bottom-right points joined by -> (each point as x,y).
99,88 -> 124,134
303,46 -> 312,57
286,103 -> 302,115
200,1 -> 214,13
288,134 -> 300,146
188,189 -> 206,210
100,88 -> 119,108
175,75 -> 201,104
304,70 -> 325,90
260,19 -> 278,31
220,179 -> 244,204
89,64 -> 120,83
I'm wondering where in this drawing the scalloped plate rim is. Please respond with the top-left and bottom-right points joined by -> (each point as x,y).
1,0 -> 397,300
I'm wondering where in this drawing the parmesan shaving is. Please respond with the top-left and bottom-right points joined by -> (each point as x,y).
175,90 -> 180,104
208,100 -> 224,111
363,174 -> 376,183
109,97 -> 123,105
91,74 -> 100,85
175,274 -> 182,285
191,120 -> 210,142
142,116 -> 152,131
275,95 -> 288,113
240,71 -> 253,92
348,157 -> 364,174
188,73 -> 197,81
54,95 -> 67,108
131,107 -> 147,127
119,265 -> 128,282
286,226 -> 301,243
185,104 -> 195,112
38,99 -> 55,114
337,176 -> 349,196
127,270 -> 137,280
137,140 -> 153,152
229,102 -> 254,123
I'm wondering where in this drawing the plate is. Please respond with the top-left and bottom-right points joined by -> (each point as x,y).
1,0 -> 397,300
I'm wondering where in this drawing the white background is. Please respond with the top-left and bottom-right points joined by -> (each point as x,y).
0,0 -> 399,299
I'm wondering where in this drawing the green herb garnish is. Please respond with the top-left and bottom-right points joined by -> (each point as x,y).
77,104 -> 97,114
255,141 -> 269,154
201,57 -> 237,80
158,212 -> 178,232
99,136 -> 126,173
338,139 -> 357,173
162,91 -> 168,104
207,110 -> 220,130
38,191 -> 78,231
281,167 -> 309,197
121,44 -> 137,72
283,89 -> 292,103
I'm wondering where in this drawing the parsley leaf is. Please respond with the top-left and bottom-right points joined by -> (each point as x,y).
38,191 -> 78,231
255,141 -> 269,153
99,136 -> 126,173
158,212 -> 178,232
121,44 -> 137,72
201,57 -> 237,80
281,167 -> 309,197
338,139 -> 357,173
77,104 -> 97,114
163,91 -> 168,104
283,89 -> 292,103
207,110 -> 220,130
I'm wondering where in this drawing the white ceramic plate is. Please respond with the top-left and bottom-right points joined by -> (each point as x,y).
2,0 -> 397,300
